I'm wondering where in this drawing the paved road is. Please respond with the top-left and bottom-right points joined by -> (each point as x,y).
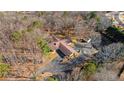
36,55 -> 86,76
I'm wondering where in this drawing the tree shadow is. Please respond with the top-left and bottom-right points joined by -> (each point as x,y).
118,64 -> 124,77
99,27 -> 124,47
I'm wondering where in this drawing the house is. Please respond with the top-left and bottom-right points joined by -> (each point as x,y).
106,12 -> 124,29
49,37 -> 78,58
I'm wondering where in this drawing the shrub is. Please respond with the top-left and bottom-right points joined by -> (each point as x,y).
32,21 -> 43,28
88,12 -> 97,19
63,11 -> 68,17
22,16 -> 28,21
83,61 -> 97,80
21,30 -> 26,34
0,54 -> 3,63
0,63 -> 10,77
37,38 -> 51,55
47,76 -> 59,81
36,11 -> 45,17
42,45 -> 51,55
27,27 -> 34,32
10,31 -> 22,42
96,16 -> 100,23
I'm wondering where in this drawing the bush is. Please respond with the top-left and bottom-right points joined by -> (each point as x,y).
88,12 -> 97,19
22,16 -> 28,21
32,21 -> 43,28
83,61 -> 97,80
36,11 -> 45,17
42,45 -> 51,55
63,11 -> 68,17
27,27 -> 34,32
0,54 -> 3,63
37,38 -> 51,55
0,63 -> 10,77
46,76 -> 59,81
10,31 -> 22,42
